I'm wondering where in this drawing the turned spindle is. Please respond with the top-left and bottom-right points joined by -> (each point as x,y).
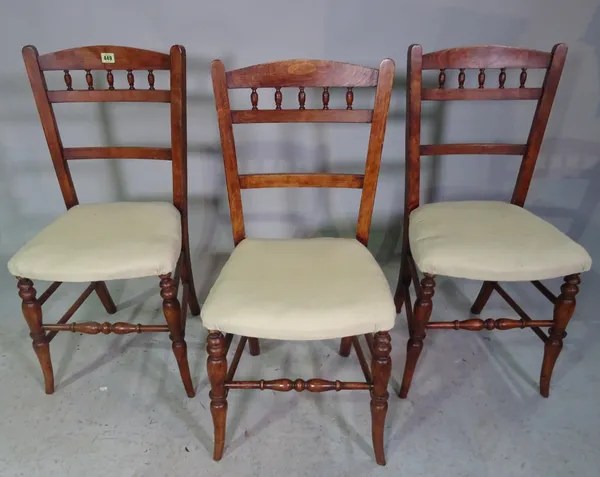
63,70 -> 72,91
298,87 -> 306,110
322,87 -> 330,109
250,87 -> 258,110
85,70 -> 94,90
498,68 -> 506,88
346,87 -> 354,110
127,70 -> 135,90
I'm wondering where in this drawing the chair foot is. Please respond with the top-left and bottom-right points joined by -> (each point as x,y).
399,338 -> 422,399
371,331 -> 391,465
540,339 -> 562,398
539,274 -> 579,398
248,338 -> 260,356
160,275 -> 195,398
18,278 -> 55,394
95,281 -> 117,314
207,331 -> 228,461
339,337 -> 352,357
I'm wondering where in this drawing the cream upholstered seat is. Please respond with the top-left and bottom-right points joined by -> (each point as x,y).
201,238 -> 396,340
409,201 -> 592,281
8,202 -> 182,282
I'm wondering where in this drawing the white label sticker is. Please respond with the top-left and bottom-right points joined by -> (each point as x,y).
101,52 -> 115,64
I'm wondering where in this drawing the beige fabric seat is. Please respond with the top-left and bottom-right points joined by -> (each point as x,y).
201,238 -> 396,340
8,202 -> 182,282
409,200 -> 592,281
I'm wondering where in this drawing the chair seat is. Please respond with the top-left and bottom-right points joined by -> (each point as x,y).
409,201 -> 592,281
7,202 -> 182,282
201,238 -> 396,340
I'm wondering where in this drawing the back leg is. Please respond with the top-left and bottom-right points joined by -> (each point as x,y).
248,338 -> 260,356
95,281 -> 117,314
181,244 -> 201,316
339,337 -> 352,357
394,255 -> 411,314
470,281 -> 495,315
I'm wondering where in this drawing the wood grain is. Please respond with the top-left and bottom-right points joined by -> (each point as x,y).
227,59 -> 378,88
421,45 -> 551,69
230,109 -> 373,123
63,147 -> 171,160
239,173 -> 364,189
420,143 -> 526,156
38,45 -> 170,70
47,89 -> 170,103
422,87 -> 541,101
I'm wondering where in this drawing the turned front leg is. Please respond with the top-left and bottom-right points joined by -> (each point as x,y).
400,274 -> 435,398
160,274 -> 194,398
18,278 -> 54,394
370,330 -> 391,466
207,330 -> 228,461
540,274 -> 580,397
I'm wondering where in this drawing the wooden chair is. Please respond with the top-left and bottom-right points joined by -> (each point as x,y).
9,45 -> 200,397
394,44 -> 592,399
205,58 -> 396,464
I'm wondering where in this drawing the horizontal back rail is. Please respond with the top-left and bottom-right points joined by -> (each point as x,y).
422,88 -> 541,101
63,147 -> 172,160
231,109 -> 372,123
239,173 -> 364,189
47,90 -> 170,103
420,143 -> 527,156
421,46 -> 551,70
38,45 -> 170,71
227,60 -> 379,88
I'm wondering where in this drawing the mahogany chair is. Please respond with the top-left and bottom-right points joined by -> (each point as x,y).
205,58 -> 396,464
395,44 -> 592,399
9,45 -> 200,397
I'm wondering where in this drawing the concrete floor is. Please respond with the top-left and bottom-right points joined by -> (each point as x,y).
1,249 -> 599,477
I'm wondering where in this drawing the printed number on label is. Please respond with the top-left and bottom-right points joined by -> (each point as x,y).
101,53 -> 115,63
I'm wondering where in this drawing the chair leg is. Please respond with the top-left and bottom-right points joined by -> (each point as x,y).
94,281 -> 117,314
18,278 -> 54,394
399,274 -> 435,398
393,255 -> 411,314
470,281 -> 495,315
339,336 -> 352,357
160,274 -> 195,398
181,247 -> 201,316
371,330 -> 391,466
207,330 -> 228,461
540,274 -> 580,398
248,337 -> 260,356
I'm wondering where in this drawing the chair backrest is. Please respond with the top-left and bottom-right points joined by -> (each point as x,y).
404,44 -> 567,217
211,58 -> 395,246
22,44 -> 188,216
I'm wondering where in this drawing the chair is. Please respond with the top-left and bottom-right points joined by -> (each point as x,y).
205,58 -> 396,464
394,44 -> 592,399
9,45 -> 200,397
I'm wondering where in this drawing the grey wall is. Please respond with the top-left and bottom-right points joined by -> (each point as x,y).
1,0 -> 599,310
